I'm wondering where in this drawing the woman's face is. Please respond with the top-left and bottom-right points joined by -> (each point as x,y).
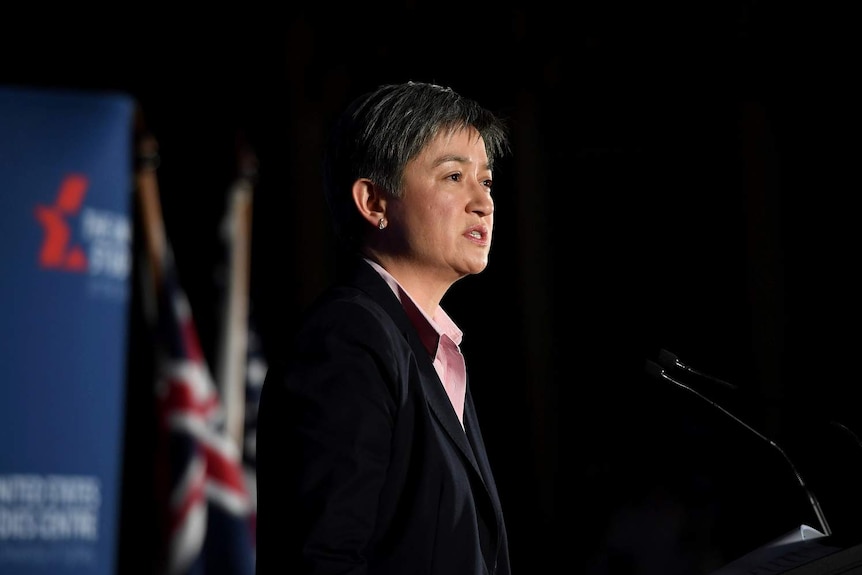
386,126 -> 495,285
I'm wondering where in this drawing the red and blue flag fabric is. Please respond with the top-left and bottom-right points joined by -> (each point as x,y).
150,249 -> 255,575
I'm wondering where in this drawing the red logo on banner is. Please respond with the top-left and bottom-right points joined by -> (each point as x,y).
34,174 -> 89,272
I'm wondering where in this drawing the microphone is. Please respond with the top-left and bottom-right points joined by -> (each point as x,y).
644,359 -> 832,537
659,349 -> 862,455
657,348 -> 738,390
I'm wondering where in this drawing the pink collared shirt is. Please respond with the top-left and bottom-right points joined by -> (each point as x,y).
365,259 -> 467,429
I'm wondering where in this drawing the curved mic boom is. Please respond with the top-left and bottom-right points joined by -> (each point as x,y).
644,359 -> 832,537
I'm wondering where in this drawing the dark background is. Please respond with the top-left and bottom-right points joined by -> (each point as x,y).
4,4 -> 860,573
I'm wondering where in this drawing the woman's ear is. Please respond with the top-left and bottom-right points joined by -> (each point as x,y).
352,179 -> 387,228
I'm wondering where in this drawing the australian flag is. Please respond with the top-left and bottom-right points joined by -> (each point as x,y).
151,249 -> 256,575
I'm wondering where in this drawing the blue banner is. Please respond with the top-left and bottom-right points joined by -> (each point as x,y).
0,85 -> 134,575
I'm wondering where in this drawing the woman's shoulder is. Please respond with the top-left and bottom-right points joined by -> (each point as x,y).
299,283 -> 397,337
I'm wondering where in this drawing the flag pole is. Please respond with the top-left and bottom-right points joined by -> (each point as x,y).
216,133 -> 258,449
134,109 -> 166,293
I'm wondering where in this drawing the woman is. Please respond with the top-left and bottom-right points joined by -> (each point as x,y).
255,80 -> 512,575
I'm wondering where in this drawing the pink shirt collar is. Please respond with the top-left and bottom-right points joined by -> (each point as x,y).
364,258 -> 468,428
363,258 -> 463,355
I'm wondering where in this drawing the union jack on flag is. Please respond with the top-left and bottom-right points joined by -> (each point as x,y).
151,250 -> 256,575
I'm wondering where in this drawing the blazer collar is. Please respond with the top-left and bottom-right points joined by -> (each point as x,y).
339,254 -> 505,556
338,256 -> 482,472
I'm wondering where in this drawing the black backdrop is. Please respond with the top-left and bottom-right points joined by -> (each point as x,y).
4,5 -> 860,574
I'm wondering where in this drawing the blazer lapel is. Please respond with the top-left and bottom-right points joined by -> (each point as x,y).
343,257 -> 482,473
408,334 -> 480,468
333,256 -> 506,570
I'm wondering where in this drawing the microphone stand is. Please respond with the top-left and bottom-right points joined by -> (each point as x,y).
645,359 -> 832,537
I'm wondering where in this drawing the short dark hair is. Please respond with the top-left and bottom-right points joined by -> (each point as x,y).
323,81 -> 510,251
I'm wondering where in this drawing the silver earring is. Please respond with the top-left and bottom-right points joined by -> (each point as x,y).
378,217 -> 387,230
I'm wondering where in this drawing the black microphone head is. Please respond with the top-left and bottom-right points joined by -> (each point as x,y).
658,348 -> 682,370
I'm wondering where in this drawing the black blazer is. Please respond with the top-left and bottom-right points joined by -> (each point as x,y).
255,256 -> 511,575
